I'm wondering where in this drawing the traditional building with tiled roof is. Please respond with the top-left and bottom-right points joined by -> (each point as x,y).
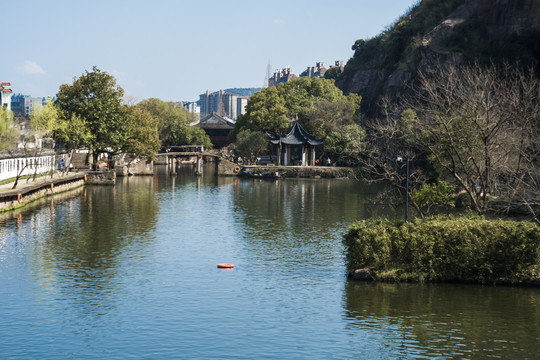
191,112 -> 235,148
266,121 -> 324,166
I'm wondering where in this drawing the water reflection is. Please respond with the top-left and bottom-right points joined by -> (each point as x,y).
344,281 -> 540,358
1,166 -> 538,359
1,177 -> 160,319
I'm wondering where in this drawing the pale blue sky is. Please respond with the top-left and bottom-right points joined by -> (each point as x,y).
2,0 -> 418,102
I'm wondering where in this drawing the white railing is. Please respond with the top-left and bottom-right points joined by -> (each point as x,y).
0,153 -> 68,181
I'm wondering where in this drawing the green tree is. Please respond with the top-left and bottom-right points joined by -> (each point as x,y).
233,78 -> 358,139
124,106 -> 161,160
233,130 -> 268,165
30,98 -> 59,140
323,66 -> 342,80
231,77 -> 361,165
137,98 -> 211,147
230,86 -> 289,142
182,126 -> 213,149
410,179 -> 456,218
55,67 -> 129,164
0,106 -> 16,151
325,124 -> 366,165
54,113 -> 92,153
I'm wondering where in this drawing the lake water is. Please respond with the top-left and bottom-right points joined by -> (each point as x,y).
0,165 -> 538,359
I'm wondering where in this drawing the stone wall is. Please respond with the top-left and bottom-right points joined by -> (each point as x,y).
0,174 -> 85,212
85,171 -> 116,185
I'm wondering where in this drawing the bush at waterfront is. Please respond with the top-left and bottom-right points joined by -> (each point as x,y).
344,216 -> 540,284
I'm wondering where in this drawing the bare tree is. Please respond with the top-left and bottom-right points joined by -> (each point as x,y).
360,97 -> 430,218
405,62 -> 540,221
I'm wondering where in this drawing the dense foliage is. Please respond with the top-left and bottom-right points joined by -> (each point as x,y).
55,67 -> 129,162
231,77 -> 362,162
233,129 -> 268,164
344,216 -> 540,284
0,106 -> 15,151
137,98 -> 212,149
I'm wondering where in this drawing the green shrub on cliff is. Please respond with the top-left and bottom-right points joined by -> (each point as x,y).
344,216 -> 540,284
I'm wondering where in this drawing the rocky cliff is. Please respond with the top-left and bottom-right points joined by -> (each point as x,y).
337,0 -> 540,115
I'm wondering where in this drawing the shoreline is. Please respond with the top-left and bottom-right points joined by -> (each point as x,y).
0,173 -> 86,213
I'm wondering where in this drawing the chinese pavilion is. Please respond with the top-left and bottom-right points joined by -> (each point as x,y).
267,122 -> 324,166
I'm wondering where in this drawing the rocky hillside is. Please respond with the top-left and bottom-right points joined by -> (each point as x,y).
337,0 -> 540,115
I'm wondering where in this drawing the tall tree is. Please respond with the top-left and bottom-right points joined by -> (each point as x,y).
232,77 -> 360,140
137,98 -> 211,148
405,62 -> 540,220
124,106 -> 161,161
233,129 -> 268,165
0,106 -> 16,152
55,67 -> 129,164
30,98 -> 58,139
230,86 -> 289,142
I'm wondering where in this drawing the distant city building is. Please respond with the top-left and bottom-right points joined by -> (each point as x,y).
236,96 -> 248,118
0,82 -> 13,111
268,66 -> 297,87
268,61 -> 345,85
179,101 -> 200,114
10,94 -> 46,117
299,62 -> 327,78
199,90 -> 252,120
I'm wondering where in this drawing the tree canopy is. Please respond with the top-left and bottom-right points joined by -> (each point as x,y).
233,129 -> 268,165
230,77 -> 361,141
0,106 -> 16,151
124,106 -> 161,160
136,98 -> 212,149
55,67 -> 129,161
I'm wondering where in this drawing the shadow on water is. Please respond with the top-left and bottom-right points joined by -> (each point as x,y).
344,281 -> 540,358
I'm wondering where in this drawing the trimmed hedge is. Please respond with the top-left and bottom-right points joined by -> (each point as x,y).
344,216 -> 540,284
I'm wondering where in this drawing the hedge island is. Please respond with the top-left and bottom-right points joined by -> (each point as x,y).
344,216 -> 540,285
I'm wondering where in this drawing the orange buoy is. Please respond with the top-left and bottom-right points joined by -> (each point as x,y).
217,263 -> 234,269
234,166 -> 240,173
17,193 -> 22,203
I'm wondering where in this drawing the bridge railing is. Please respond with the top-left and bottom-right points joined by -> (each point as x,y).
161,145 -> 205,153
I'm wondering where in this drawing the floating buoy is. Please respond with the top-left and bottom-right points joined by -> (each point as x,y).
217,263 -> 234,269
17,193 -> 22,203
234,166 -> 240,173
50,183 -> 54,191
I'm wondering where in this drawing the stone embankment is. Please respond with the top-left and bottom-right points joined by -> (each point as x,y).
0,173 -> 87,212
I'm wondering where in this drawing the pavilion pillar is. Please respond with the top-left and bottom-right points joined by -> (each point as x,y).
301,146 -> 306,166
311,147 -> 316,166
283,146 -> 288,166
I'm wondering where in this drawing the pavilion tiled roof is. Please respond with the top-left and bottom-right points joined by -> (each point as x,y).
267,122 -> 324,146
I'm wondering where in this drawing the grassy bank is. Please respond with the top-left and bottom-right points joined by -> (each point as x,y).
344,216 -> 540,285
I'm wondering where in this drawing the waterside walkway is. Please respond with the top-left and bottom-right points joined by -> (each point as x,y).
0,172 -> 87,212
